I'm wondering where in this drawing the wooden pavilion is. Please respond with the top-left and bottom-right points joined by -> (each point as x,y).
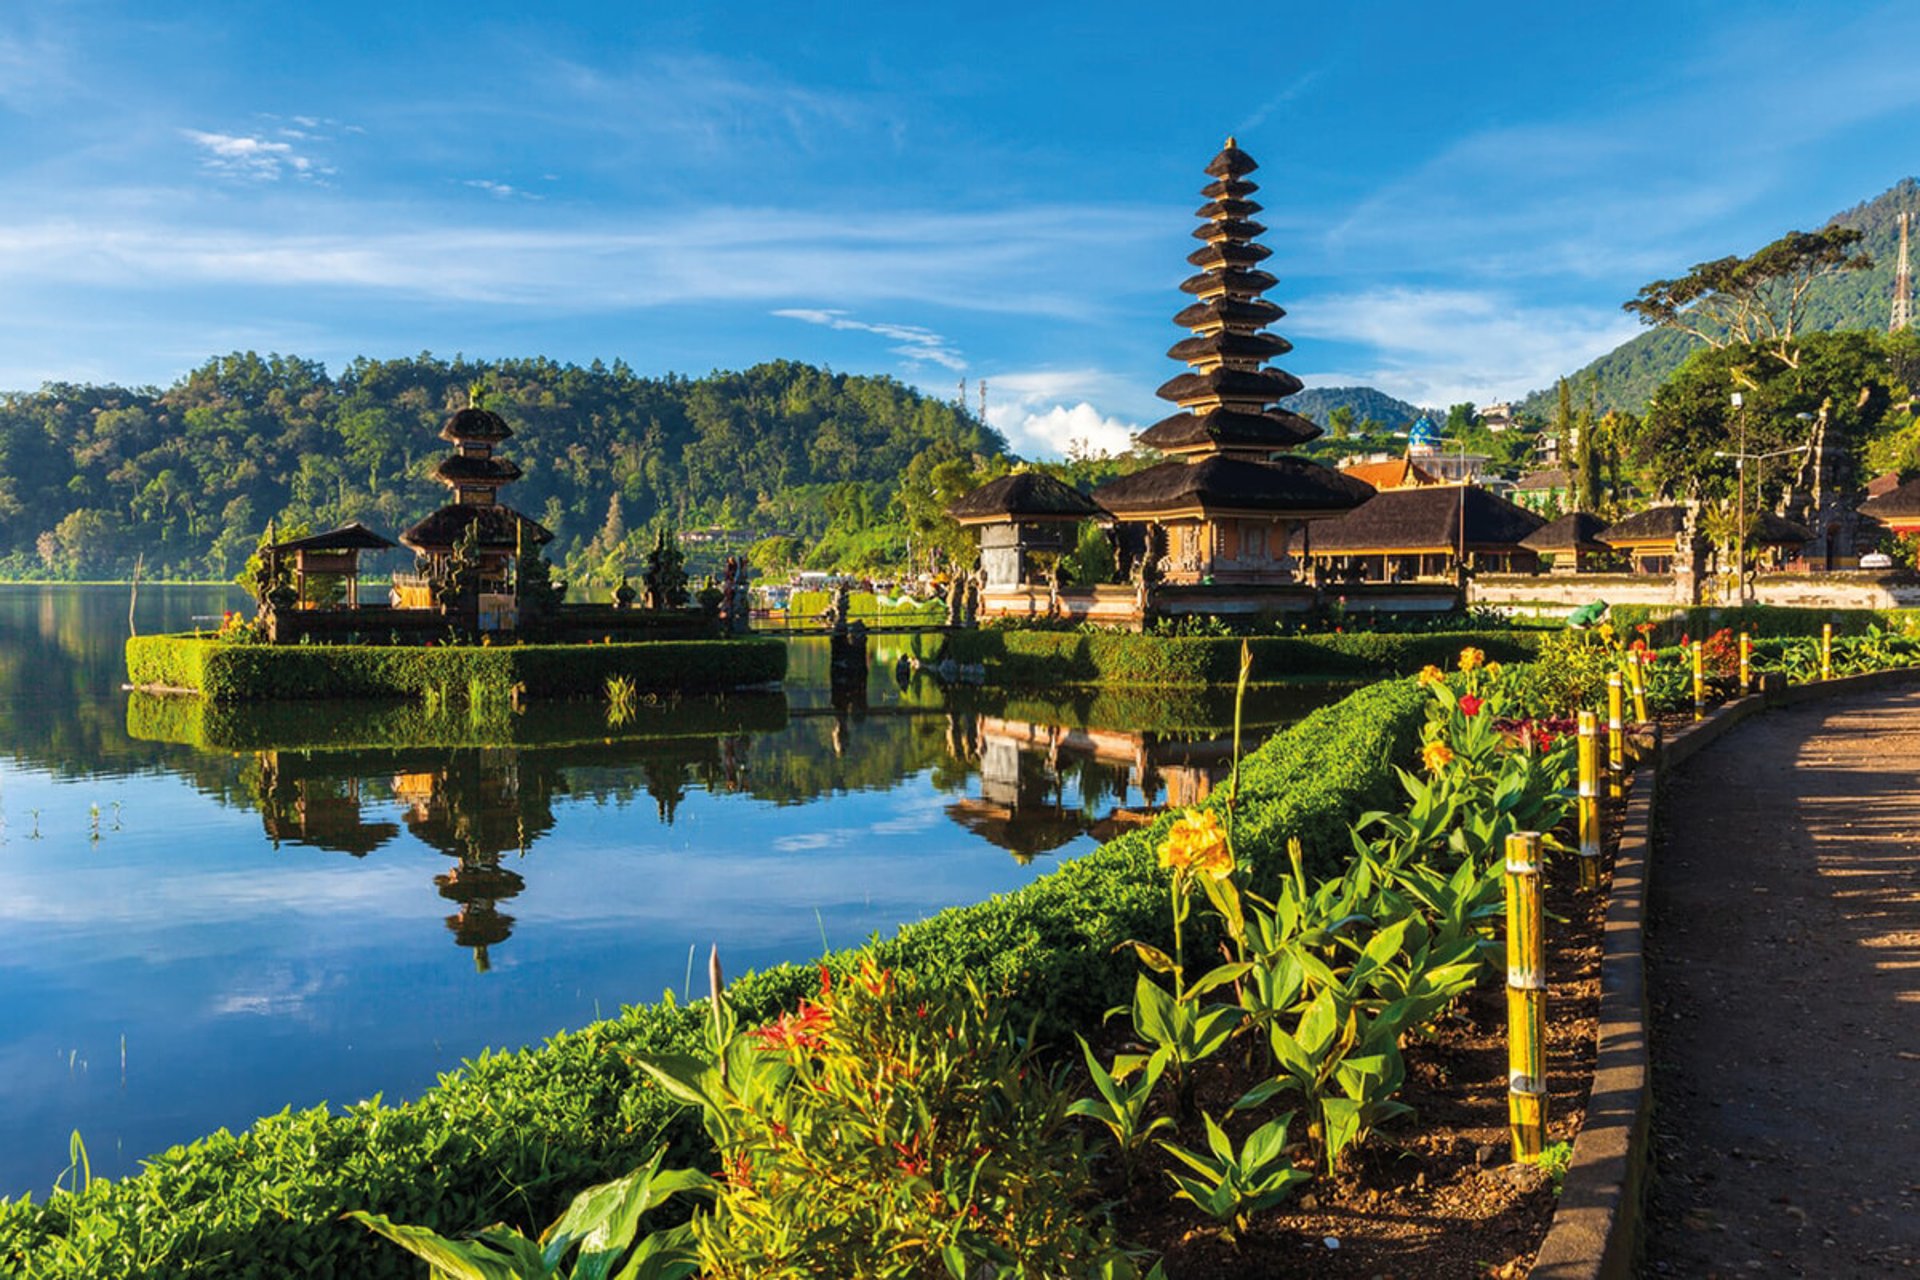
1519,511 -> 1611,573
1089,139 -> 1372,587
1858,476 -> 1920,539
1305,484 -> 1545,581
1597,505 -> 1687,574
264,522 -> 398,609
948,471 -> 1106,588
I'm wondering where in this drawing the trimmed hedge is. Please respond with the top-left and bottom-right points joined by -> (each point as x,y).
0,677 -> 1432,1279
125,635 -> 788,702
1610,603 -> 1920,644
126,690 -> 791,753
941,627 -> 1541,686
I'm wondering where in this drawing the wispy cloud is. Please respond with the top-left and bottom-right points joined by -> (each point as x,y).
1291,285 -> 1639,405
463,178 -> 542,201
774,308 -> 966,370
183,129 -> 333,183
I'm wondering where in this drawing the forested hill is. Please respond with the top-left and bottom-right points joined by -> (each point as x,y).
1279,385 -> 1428,430
1519,177 -> 1920,419
0,354 -> 1008,580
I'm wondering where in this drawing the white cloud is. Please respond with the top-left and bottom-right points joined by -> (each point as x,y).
1290,286 -> 1640,405
183,129 -> 332,183
774,308 -> 967,371
464,179 -> 541,201
984,369 -> 1148,459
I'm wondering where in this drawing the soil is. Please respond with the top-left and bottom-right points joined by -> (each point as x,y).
1644,689 -> 1920,1277
1099,822 -> 1614,1278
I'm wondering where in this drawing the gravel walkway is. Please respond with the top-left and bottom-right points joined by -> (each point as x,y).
1645,688 -> 1920,1277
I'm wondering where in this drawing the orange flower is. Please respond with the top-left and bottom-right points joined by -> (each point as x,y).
1159,808 -> 1234,881
1457,646 -> 1486,673
1422,740 -> 1455,773
749,999 -> 832,1052
1417,664 -> 1444,687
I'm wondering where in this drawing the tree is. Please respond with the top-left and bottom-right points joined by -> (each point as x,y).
1325,405 -> 1356,439
1443,402 -> 1479,437
1624,227 -> 1872,369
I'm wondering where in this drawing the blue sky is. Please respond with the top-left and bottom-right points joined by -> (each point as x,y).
1,1 -> 1917,457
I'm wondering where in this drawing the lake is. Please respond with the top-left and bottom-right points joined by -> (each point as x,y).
0,585 -> 1350,1197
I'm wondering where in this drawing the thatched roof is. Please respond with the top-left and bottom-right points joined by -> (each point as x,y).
438,407 -> 514,444
1752,511 -> 1813,546
1173,297 -> 1284,331
1191,218 -> 1267,242
434,455 -> 524,485
1166,332 -> 1292,364
1187,242 -> 1272,271
271,521 -> 398,553
1309,485 -> 1546,553
1136,408 -> 1321,454
1157,367 -> 1304,406
402,503 -> 553,554
1194,197 -> 1263,220
1093,456 -> 1373,518
1204,140 -> 1258,179
948,471 -> 1103,524
1599,505 -> 1686,547
1179,268 -> 1275,297
1520,511 -> 1610,554
1860,475 -> 1920,521
1200,177 -> 1259,201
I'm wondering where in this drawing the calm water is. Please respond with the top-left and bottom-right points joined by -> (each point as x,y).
0,586 -> 1348,1196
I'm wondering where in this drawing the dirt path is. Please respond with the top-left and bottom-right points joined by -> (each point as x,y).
1645,689 -> 1920,1277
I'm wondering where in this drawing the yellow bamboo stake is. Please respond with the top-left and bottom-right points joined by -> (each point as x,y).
1739,631 -> 1752,693
1692,640 -> 1705,721
1628,654 -> 1649,723
1606,672 -> 1626,798
1822,622 -> 1833,681
1577,711 -> 1601,890
1505,830 -> 1546,1162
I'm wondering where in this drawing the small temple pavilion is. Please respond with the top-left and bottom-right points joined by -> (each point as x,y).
1597,505 -> 1688,574
1520,511 -> 1611,573
1859,476 -> 1920,540
1089,140 -> 1372,586
1305,485 -> 1545,581
398,405 -> 552,614
264,521 -> 397,609
948,470 -> 1106,588
1338,454 -> 1441,492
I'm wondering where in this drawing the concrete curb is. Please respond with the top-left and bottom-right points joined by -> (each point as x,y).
1529,664 -> 1920,1279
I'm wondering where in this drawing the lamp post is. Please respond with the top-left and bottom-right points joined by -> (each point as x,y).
1713,429 -> 1810,604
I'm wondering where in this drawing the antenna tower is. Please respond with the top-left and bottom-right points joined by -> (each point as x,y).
1895,210 -> 1913,333
977,379 -> 987,425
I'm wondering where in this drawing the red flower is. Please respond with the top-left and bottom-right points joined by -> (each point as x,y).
749,999 -> 832,1052
1459,694 -> 1483,717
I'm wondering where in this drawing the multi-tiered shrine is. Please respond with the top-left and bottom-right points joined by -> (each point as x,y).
1091,140 -> 1370,587
397,406 -> 553,614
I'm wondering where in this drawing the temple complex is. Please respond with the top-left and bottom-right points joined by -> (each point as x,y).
1090,140 -> 1372,587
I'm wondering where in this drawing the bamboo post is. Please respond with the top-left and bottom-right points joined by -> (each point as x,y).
1606,672 -> 1626,797
1577,711 -> 1601,890
1505,830 -> 1547,1162
1738,631 -> 1751,693
1692,640 -> 1705,721
1822,622 -> 1833,681
1628,654 -> 1649,723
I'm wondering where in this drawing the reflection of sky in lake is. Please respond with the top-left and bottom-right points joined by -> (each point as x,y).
0,586 -> 1346,1195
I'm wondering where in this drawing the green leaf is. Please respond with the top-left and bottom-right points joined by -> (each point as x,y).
346,1211 -> 533,1280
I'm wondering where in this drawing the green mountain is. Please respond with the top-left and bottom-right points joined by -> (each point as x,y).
0,355 -> 1007,581
1279,385 -> 1430,429
1520,177 -> 1920,418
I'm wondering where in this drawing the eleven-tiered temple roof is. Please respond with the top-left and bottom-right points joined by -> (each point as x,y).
1096,139 -> 1369,515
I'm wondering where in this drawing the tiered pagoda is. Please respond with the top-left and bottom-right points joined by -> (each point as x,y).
400,404 -> 552,603
1093,139 -> 1371,583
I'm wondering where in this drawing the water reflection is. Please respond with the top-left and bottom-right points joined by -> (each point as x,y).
0,585 -> 1355,1196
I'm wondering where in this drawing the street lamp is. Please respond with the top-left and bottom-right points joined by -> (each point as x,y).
1713,429 -> 1811,602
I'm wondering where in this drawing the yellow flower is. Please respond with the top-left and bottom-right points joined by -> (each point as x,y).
1160,809 -> 1234,881
1598,622 -> 1615,642
1418,664 -> 1444,687
1422,740 -> 1456,773
1458,646 -> 1486,673
1485,661 -> 1502,676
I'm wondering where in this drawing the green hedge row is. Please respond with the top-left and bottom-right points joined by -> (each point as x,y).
1609,603 -> 1920,644
126,690 -> 791,754
941,627 -> 1541,686
0,677 -> 1431,1279
125,636 -> 788,702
